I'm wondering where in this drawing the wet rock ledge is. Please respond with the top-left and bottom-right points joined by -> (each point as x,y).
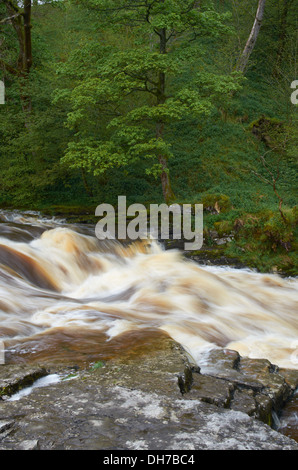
0,336 -> 297,450
179,349 -> 298,427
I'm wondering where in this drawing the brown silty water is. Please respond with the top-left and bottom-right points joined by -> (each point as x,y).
0,210 -> 297,369
0,209 -> 297,440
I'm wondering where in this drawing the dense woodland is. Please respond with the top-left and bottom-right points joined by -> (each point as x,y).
0,0 -> 297,273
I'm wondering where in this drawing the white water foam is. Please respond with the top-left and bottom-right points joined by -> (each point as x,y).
0,222 -> 297,369
7,374 -> 61,401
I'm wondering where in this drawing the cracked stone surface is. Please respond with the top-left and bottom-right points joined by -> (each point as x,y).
180,348 -> 298,428
0,337 -> 297,450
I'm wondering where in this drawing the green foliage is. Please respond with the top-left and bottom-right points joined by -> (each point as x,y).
248,116 -> 285,149
263,209 -> 297,250
90,360 -> 105,371
213,219 -> 234,237
55,0 -> 240,190
0,0 -> 296,272
201,193 -> 232,213
225,207 -> 298,274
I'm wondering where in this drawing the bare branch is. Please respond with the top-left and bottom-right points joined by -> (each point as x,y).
0,13 -> 22,24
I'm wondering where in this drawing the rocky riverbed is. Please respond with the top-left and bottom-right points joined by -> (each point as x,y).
0,334 -> 297,450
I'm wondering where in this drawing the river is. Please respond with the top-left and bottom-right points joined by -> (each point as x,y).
0,209 -> 297,439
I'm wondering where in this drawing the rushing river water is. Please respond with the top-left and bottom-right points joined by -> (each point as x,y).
0,209 -> 298,441
0,209 -> 297,371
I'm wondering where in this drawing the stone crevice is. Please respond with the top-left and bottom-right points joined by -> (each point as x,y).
178,348 -> 298,428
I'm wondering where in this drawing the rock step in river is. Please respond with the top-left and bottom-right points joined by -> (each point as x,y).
0,333 -> 297,450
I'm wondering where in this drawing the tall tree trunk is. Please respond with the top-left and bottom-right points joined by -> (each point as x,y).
156,25 -> 175,204
23,0 -> 33,75
2,0 -> 33,118
236,0 -> 266,73
80,168 -> 94,198
156,121 -> 175,204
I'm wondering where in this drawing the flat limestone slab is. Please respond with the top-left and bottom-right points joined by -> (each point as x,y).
0,336 -> 297,450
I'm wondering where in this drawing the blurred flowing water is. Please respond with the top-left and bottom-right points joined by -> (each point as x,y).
0,209 -> 297,440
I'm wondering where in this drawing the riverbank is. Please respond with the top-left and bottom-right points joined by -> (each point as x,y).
1,203 -> 296,276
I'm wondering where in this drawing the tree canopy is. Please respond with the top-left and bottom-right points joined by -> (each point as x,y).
0,0 -> 297,272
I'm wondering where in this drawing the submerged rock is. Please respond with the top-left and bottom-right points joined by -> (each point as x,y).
0,338 -> 297,450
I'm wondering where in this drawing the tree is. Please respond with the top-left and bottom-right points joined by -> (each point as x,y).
0,1 -> 83,207
0,0 -> 33,115
57,0 -> 242,203
236,0 -> 266,73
